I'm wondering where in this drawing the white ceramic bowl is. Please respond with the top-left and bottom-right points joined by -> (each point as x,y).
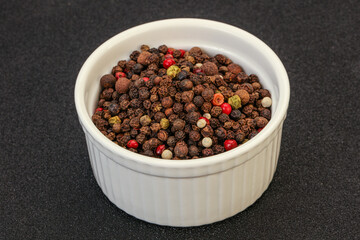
74,18 -> 290,227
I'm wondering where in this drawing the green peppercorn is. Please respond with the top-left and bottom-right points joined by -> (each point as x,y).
108,116 -> 121,126
166,65 -> 181,79
228,95 -> 242,109
160,118 -> 170,129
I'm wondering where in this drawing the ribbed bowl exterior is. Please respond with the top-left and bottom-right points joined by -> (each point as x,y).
82,122 -> 284,226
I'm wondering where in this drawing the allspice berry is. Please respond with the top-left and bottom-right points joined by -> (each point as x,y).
201,61 -> 218,76
115,77 -> 131,93
137,51 -> 152,65
235,89 -> 250,105
100,74 -> 116,88
174,141 -> 188,158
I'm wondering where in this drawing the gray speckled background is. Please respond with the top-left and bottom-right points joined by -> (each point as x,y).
1,0 -> 359,239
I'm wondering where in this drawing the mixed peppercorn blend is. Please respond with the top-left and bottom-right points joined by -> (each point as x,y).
92,45 -> 272,159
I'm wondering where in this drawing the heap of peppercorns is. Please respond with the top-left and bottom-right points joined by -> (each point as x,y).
92,44 -> 272,159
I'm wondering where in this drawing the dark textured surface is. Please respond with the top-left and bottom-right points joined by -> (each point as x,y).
1,0 -> 359,239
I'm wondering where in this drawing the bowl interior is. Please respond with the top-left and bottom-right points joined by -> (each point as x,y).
75,18 -> 289,172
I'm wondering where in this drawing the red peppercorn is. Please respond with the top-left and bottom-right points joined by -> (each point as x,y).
95,107 -> 103,112
143,77 -> 149,82
193,68 -> 204,74
155,144 -> 166,155
224,139 -> 237,151
164,54 -> 174,59
115,72 -> 126,79
221,103 -> 232,115
198,117 -> 210,125
258,127 -> 264,132
212,93 -> 224,106
127,140 -> 139,149
167,48 -> 174,55
179,49 -> 185,57
163,59 -> 176,69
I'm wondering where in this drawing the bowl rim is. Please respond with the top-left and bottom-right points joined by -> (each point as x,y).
74,18 -> 290,171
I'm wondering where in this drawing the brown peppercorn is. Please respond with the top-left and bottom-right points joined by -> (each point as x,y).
158,44 -> 168,54
100,74 -> 116,88
174,141 -> 188,158
236,72 -> 249,84
129,117 -> 141,129
193,96 -> 204,107
157,86 -> 169,98
148,138 -> 161,149
130,128 -> 139,138
239,83 -> 254,94
193,84 -> 205,95
179,79 -> 193,91
218,113 -> 230,123
175,130 -> 186,140
184,102 -> 197,113
112,122 -> 121,133
138,87 -> 150,100
212,144 -> 225,154
161,96 -> 173,108
188,145 -> 199,157
235,130 -> 246,143
202,148 -> 214,157
223,121 -> 232,130
201,125 -> 214,137
135,133 -> 146,144
108,103 -> 120,116
260,109 -> 271,120
117,134 -> 131,147
100,88 -> 114,100
189,130 -> 201,141
143,99 -> 151,109
201,102 -> 212,113
210,106 -> 223,117
201,61 -> 219,76
215,127 -> 227,139
150,122 -> 161,133
248,131 -> 258,140
187,111 -> 201,124
242,104 -> 254,116
259,89 -> 271,98
226,130 -> 236,140
120,119 -> 131,132
248,92 -> 260,104
173,102 -> 184,113
201,88 -> 214,102
164,108 -> 173,117
255,117 -> 269,128
172,119 -> 186,131
189,47 -> 202,56
227,63 -> 243,74
167,136 -> 177,147
157,130 -> 168,141
209,118 -> 221,129
232,121 -> 240,130
252,82 -> 261,91
249,74 -> 259,83
181,90 -> 194,103
154,112 -> 166,122
251,111 -> 260,119
168,114 -> 178,123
